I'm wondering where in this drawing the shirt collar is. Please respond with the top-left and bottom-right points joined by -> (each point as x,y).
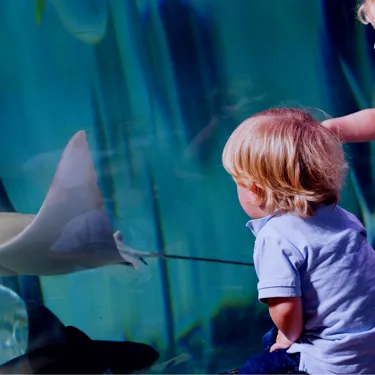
246,215 -> 273,236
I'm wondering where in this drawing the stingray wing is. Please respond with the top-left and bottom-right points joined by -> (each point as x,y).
0,131 -> 122,276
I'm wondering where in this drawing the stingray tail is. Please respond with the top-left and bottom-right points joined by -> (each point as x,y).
152,253 -> 254,267
114,230 -> 254,268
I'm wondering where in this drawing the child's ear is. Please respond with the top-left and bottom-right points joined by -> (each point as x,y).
250,184 -> 258,195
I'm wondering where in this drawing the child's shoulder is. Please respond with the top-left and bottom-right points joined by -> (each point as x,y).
260,204 -> 366,252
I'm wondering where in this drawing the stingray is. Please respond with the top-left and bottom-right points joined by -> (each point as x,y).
0,130 -> 151,276
0,297 -> 159,374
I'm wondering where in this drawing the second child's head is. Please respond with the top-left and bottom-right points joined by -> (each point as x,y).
358,0 -> 375,28
222,108 -> 348,219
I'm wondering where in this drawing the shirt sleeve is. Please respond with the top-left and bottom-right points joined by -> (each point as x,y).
254,235 -> 303,303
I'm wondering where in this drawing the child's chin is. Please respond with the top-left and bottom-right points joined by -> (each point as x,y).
249,210 -> 268,220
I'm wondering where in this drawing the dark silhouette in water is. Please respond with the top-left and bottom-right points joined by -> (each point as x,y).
0,302 -> 159,374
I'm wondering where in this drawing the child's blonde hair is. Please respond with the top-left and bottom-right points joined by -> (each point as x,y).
358,0 -> 375,27
222,108 -> 348,218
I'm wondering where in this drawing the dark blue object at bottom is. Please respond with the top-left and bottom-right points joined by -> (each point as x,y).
239,326 -> 306,374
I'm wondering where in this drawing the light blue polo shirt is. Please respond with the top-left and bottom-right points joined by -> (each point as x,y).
247,204 -> 375,374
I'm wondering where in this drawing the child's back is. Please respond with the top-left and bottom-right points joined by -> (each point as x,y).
249,204 -> 375,373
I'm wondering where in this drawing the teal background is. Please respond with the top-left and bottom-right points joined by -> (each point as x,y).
0,0 -> 374,373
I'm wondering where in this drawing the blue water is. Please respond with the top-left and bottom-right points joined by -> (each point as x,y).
0,0 -> 373,373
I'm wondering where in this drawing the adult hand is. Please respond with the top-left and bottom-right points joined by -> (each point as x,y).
321,109 -> 375,143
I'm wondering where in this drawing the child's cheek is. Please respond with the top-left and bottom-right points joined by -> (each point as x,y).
237,185 -> 256,210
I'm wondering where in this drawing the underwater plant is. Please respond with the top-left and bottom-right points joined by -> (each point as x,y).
322,0 -> 375,244
34,0 -> 108,44
34,0 -> 45,25
336,48 -> 375,243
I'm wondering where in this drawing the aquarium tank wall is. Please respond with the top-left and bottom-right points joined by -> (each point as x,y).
0,0 -> 373,373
